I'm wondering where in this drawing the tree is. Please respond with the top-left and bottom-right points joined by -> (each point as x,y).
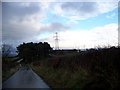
17,42 -> 52,63
2,44 -> 13,57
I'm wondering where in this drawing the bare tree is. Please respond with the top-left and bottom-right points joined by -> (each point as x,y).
2,44 -> 13,57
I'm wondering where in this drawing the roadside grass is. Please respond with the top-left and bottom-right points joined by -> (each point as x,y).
2,57 -> 19,82
31,47 -> 120,89
31,64 -> 89,88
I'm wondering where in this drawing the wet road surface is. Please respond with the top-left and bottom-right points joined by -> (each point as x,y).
2,66 -> 50,89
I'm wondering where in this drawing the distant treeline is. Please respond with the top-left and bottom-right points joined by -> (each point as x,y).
17,42 -> 52,63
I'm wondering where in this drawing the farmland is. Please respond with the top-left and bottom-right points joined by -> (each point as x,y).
2,46 -> 120,89
31,47 -> 120,89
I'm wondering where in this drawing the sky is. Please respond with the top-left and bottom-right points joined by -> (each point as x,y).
2,0 -> 119,49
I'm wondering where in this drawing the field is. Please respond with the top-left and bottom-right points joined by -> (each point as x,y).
31,47 -> 120,89
2,47 -> 120,89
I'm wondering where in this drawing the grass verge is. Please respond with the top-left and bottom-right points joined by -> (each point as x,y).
2,57 -> 19,82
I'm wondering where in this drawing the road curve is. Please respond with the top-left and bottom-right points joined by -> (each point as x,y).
2,66 -> 50,89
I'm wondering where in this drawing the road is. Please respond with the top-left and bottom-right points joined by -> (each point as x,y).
2,65 -> 50,89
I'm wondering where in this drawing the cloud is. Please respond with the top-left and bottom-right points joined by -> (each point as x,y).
2,2 -> 68,45
2,2 -> 41,22
2,1 -> 118,48
45,23 -> 118,49
62,2 -> 97,13
118,24 -> 120,46
52,1 -> 118,20
2,2 -> 43,45
61,2 -> 98,20
0,2 -> 2,42
40,22 -> 68,32
3,19 -> 39,40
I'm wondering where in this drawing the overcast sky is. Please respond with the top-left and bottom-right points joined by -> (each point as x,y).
2,0 -> 119,49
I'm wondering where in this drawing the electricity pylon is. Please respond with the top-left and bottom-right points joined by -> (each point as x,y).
54,32 -> 59,50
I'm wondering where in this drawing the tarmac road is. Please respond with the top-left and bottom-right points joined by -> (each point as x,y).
2,65 -> 50,89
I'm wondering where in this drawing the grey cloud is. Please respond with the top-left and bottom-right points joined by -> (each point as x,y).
2,22 -> 67,44
0,3 -> 2,42
2,22 -> 39,41
2,2 -> 42,46
61,2 -> 97,14
2,2 -> 41,22
40,22 -> 68,32
2,2 -> 69,48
